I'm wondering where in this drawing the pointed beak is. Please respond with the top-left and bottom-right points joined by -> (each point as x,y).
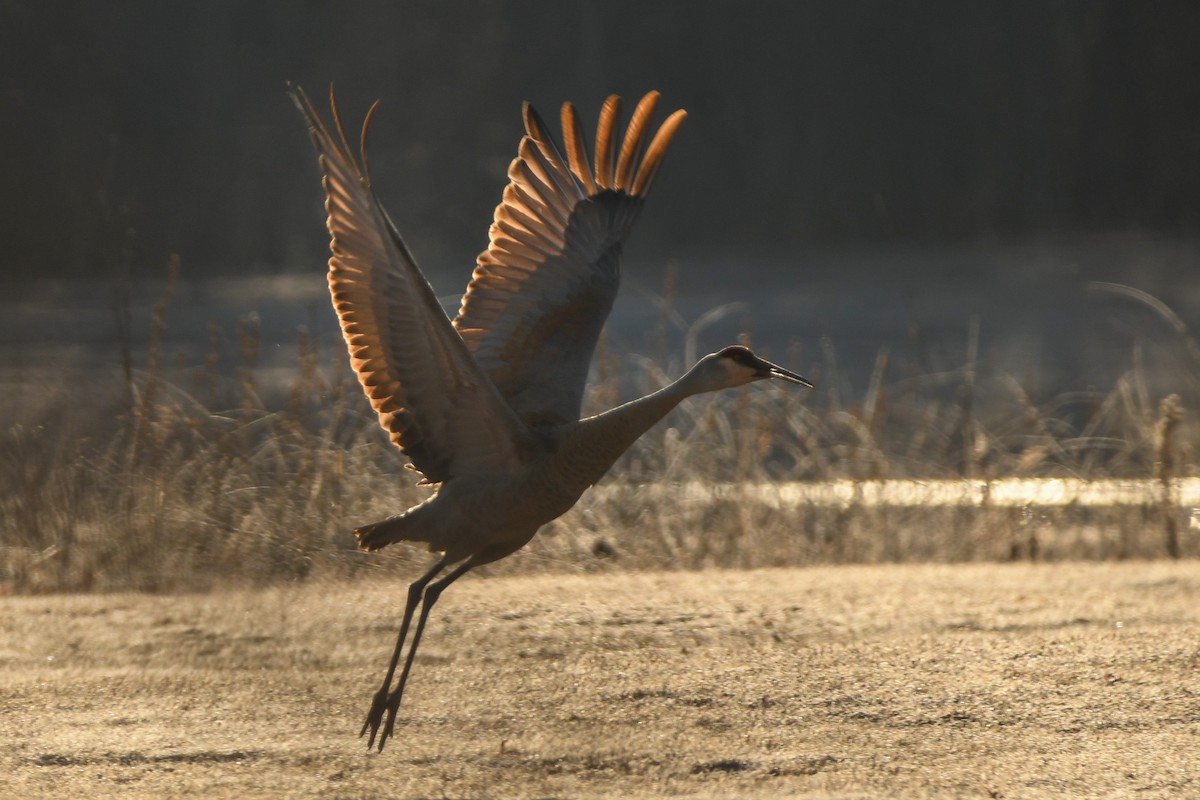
753,356 -> 814,388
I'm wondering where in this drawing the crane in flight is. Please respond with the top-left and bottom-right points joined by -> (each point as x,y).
293,86 -> 811,751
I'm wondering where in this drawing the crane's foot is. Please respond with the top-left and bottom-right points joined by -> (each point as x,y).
360,687 -> 406,752
360,687 -> 390,750
375,690 -> 405,752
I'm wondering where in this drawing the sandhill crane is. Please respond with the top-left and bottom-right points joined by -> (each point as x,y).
293,86 -> 811,751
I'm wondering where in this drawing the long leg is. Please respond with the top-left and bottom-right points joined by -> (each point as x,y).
361,557 -> 447,748
375,559 -> 474,751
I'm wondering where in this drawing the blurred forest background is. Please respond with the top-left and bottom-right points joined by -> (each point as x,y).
3,1 -> 1199,279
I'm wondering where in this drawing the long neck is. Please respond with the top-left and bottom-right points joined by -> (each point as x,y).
558,376 -> 700,491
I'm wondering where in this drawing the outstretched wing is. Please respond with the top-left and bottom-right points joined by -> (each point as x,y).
292,86 -> 526,484
453,92 -> 687,426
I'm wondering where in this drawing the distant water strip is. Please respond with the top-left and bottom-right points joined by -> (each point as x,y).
596,479 -> 1200,508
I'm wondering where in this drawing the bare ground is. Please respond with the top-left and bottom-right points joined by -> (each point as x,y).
1,561 -> 1198,799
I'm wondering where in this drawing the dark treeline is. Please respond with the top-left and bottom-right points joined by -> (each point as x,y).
3,1 -> 1199,280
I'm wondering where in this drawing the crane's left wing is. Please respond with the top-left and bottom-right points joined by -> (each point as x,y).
453,92 -> 686,426
293,86 -> 527,484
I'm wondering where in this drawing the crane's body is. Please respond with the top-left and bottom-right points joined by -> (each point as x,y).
293,86 -> 811,751
356,359 -> 753,562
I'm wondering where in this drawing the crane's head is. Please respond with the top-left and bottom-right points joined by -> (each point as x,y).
687,345 -> 814,393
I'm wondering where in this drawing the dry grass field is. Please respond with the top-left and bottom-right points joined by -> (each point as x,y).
2,561 -> 1197,799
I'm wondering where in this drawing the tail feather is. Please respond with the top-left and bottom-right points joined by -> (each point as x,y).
354,513 -> 430,552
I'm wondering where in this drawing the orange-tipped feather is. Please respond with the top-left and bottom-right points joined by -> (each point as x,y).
593,95 -> 621,189
522,104 -> 580,198
518,126 -> 583,206
560,102 -> 596,195
630,108 -> 688,197
509,151 -> 573,224
613,91 -> 659,191
359,99 -> 381,183
328,85 -> 362,176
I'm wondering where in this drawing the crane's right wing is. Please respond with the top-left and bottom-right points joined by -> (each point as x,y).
293,86 -> 527,484
453,92 -> 687,426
